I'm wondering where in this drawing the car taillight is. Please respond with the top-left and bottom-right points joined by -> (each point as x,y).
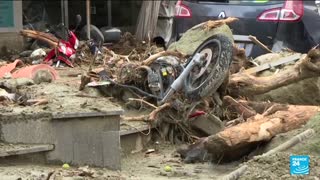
257,0 -> 304,22
175,0 -> 192,18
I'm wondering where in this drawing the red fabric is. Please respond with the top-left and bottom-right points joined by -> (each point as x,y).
188,110 -> 206,119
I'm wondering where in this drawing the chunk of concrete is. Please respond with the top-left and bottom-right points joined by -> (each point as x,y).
189,113 -> 224,136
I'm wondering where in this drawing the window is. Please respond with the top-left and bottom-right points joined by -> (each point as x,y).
0,0 -> 14,27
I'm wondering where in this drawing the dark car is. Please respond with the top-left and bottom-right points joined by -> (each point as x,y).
172,0 -> 320,57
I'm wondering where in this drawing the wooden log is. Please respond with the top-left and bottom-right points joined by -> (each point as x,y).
218,129 -> 314,180
223,96 -> 257,119
204,105 -> 319,162
20,30 -> 59,48
228,48 -> 320,97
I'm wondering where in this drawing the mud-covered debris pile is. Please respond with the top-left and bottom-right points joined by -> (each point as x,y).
0,165 -> 123,180
258,113 -> 320,157
109,32 -> 147,55
240,153 -> 320,180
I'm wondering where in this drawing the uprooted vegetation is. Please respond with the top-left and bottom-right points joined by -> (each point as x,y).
86,18 -> 320,166
1,17 -> 320,179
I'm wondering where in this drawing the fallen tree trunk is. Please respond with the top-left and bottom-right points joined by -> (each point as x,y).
178,98 -> 319,163
220,128 -> 315,180
204,104 -> 319,162
228,48 -> 320,97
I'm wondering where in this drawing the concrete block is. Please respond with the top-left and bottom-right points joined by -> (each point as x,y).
0,144 -> 54,157
120,130 -> 152,155
73,132 -> 104,166
0,113 -> 121,169
102,131 -> 120,170
69,131 -> 120,170
0,117 -> 54,144
190,113 -> 224,136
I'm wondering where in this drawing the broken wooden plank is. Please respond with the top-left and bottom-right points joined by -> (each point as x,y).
0,144 -> 54,157
248,35 -> 273,53
244,53 -> 301,74
233,35 -> 252,42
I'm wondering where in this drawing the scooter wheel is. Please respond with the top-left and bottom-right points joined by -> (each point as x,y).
80,25 -> 105,46
184,34 -> 233,101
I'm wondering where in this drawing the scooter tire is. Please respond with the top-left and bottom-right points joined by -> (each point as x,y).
80,25 -> 105,46
184,34 -> 233,101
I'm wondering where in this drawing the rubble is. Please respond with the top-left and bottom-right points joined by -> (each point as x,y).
0,88 -> 15,102
0,16 -> 319,179
189,113 -> 224,136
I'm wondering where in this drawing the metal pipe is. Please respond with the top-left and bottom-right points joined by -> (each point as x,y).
61,0 -> 64,24
107,0 -> 112,27
64,0 -> 69,28
86,0 -> 91,39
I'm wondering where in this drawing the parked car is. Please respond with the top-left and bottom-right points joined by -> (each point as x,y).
172,0 -> 320,57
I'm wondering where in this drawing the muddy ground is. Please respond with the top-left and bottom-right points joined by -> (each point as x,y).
1,121 -> 320,180
0,66 -> 240,180
0,60 -> 320,179
240,114 -> 320,180
0,142 -> 240,180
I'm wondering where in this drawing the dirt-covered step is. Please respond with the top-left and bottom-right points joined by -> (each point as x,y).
0,143 -> 54,157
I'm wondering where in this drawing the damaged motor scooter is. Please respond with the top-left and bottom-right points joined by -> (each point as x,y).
98,34 -> 233,108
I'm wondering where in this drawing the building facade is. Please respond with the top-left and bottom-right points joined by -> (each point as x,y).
0,0 -> 143,56
0,0 -> 23,56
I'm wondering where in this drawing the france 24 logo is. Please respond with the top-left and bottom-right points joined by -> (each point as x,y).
290,155 -> 310,175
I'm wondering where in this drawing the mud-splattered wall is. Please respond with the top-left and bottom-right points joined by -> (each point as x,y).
0,0 -> 23,56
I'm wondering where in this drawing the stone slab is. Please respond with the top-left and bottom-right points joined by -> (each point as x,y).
0,143 -> 54,157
